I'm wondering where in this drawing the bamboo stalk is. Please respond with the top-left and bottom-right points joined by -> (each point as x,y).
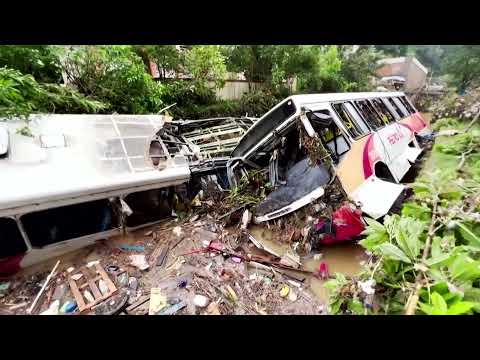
27,260 -> 60,314
405,198 -> 439,315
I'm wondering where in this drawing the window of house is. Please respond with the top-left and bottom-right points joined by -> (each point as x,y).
0,218 -> 27,259
370,98 -> 395,125
21,199 -> 117,247
387,97 -> 406,118
353,100 -> 384,130
399,96 -> 416,114
332,102 -> 370,139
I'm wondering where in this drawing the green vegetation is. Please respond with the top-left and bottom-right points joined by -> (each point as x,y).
325,118 -> 480,315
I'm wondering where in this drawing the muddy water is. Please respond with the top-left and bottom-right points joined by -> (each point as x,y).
249,225 -> 367,302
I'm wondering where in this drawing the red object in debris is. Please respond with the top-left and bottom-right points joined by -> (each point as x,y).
0,253 -> 26,277
318,205 -> 365,245
316,262 -> 329,280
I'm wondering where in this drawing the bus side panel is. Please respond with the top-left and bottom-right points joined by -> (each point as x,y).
336,135 -> 374,195
399,112 -> 431,135
336,133 -> 405,219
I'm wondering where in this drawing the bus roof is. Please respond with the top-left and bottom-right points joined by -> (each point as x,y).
232,91 -> 406,158
0,114 -> 191,214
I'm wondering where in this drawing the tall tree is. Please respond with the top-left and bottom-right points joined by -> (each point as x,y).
184,45 -> 227,88
442,45 -> 480,92
134,45 -> 182,80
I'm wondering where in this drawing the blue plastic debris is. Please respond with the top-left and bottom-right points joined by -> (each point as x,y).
60,301 -> 77,314
117,244 -> 145,252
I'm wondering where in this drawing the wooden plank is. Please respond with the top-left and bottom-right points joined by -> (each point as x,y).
79,275 -> 102,290
81,268 -> 102,300
68,276 -> 86,311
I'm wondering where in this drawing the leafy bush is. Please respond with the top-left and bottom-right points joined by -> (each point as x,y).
63,46 -> 164,114
0,45 -> 63,83
0,67 -> 104,118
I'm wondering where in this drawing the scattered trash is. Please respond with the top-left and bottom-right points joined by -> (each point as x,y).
0,282 -> 11,293
288,290 -> 298,302
358,279 -> 376,295
149,288 -> 167,315
60,301 -> 77,314
106,265 -> 120,274
98,279 -> 109,296
52,284 -> 67,302
71,273 -> 83,281
280,286 -> 290,298
117,244 -> 145,252
9,302 -> 28,311
40,300 -> 60,315
86,260 -> 100,268
287,280 -> 302,288
156,301 -> 186,315
66,267 -> 75,273
279,253 -> 301,269
315,262 -> 329,280
144,230 -> 153,236
313,253 -> 323,261
116,272 -> 129,288
224,285 -> 237,302
205,302 -> 221,315
84,290 -> 94,303
172,226 -> 183,237
27,260 -> 60,314
129,254 -> 150,271
178,279 -> 187,288
231,257 -> 242,263
128,277 -> 138,292
241,209 -> 252,230
193,294 -> 210,308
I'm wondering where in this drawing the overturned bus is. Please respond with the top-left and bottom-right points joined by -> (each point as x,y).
226,92 -> 431,223
0,114 -> 256,274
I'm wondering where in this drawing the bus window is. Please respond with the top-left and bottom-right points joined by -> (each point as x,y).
332,103 -> 369,139
21,199 -> 117,247
387,97 -> 406,118
124,189 -> 172,228
353,100 -> 384,130
0,218 -> 27,258
316,121 -> 350,163
399,96 -> 416,114
370,98 -> 395,125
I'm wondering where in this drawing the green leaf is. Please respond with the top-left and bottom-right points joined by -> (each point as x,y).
425,253 -> 451,267
347,299 -> 364,315
374,243 -> 412,263
457,223 -> 480,248
419,302 -> 434,315
363,217 -> 386,233
446,301 -> 474,315
431,292 -> 448,314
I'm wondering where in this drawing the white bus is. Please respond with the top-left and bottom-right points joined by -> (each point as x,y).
227,91 -> 431,223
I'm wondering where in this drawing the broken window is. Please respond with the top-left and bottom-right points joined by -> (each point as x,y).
353,100 -> 384,130
124,189 -> 172,228
309,110 -> 350,164
21,199 -> 117,248
332,102 -> 370,139
369,98 -> 395,125
387,97 -> 406,118
398,96 -> 416,114
0,218 -> 27,258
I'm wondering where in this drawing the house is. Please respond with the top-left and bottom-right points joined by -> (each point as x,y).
375,56 -> 428,93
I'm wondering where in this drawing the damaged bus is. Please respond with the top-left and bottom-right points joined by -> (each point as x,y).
227,92 -> 431,223
0,114 -> 257,274
0,115 -> 190,274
